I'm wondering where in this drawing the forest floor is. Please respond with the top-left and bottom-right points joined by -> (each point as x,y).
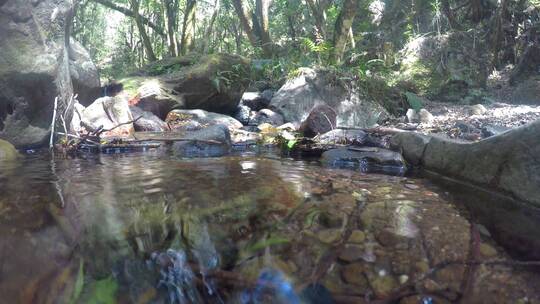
387,101 -> 540,141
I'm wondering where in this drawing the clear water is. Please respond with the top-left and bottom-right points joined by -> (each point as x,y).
0,152 -> 538,303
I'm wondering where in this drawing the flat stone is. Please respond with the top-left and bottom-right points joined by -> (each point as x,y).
341,263 -> 368,287
369,275 -> 398,298
349,230 -> 366,243
339,244 -> 365,262
317,229 -> 342,244
479,243 -> 498,257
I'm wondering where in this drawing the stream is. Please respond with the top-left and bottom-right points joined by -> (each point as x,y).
0,151 -> 538,303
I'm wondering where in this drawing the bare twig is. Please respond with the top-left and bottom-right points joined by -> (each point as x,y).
95,116 -> 143,137
49,97 -> 59,149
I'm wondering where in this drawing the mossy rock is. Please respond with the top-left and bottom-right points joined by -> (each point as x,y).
123,54 -> 252,117
0,139 -> 19,160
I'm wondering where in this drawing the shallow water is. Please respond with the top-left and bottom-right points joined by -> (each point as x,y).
0,152 -> 538,303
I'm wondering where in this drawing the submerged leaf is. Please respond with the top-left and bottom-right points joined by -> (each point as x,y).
248,236 -> 291,252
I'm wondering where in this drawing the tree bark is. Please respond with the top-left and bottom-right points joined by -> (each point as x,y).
93,0 -> 166,36
231,0 -> 260,49
332,0 -> 358,63
202,0 -> 220,53
130,0 -> 157,62
441,0 -> 459,29
162,0 -> 179,56
180,0 -> 197,55
306,0 -> 326,39
255,0 -> 272,56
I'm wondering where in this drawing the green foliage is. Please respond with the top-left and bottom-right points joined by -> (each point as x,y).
86,276 -> 118,304
405,92 -> 424,110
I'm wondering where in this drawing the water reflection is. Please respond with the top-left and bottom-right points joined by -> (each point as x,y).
0,153 -> 539,303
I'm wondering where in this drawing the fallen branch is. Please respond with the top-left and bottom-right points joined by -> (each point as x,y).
95,116 -> 143,137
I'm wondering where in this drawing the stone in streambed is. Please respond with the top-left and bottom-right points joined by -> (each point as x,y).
251,109 -> 284,126
130,106 -> 168,131
0,139 -> 19,160
338,244 -> 365,262
369,275 -> 398,298
317,228 -> 342,244
317,128 -> 367,145
166,109 -> 242,131
299,104 -> 337,137
171,124 -> 231,157
349,230 -> 366,243
321,147 -> 406,175
341,263 -> 368,287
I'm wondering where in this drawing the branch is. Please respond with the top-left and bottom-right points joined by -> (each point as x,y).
95,115 -> 143,137
92,0 -> 166,36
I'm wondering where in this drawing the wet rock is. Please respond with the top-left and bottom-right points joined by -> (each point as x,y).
0,0 -> 96,148
317,129 -> 367,145
241,90 -> 274,111
321,265 -> 363,296
321,147 -> 406,175
341,263 -> 368,287
0,139 -> 18,160
349,230 -> 366,243
317,228 -> 342,244
338,244 -> 365,262
129,106 -> 168,132
376,228 -> 411,248
270,68 -> 389,128
234,104 -> 252,125
369,275 -> 398,298
390,132 -> 432,166
166,109 -> 243,131
406,109 -> 418,123
299,105 -> 337,138
171,124 -> 232,157
81,96 -> 134,137
481,124 -> 510,138
468,104 -> 487,115
251,109 -> 284,126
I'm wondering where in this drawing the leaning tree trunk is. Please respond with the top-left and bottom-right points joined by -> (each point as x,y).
331,0 -> 358,63
232,0 -> 260,49
130,0 -> 157,62
180,0 -> 197,55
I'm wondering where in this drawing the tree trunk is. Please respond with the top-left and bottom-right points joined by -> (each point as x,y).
202,0 -> 220,53
441,0 -> 459,29
130,0 -> 157,62
231,0 -> 260,49
255,0 -> 273,56
332,0 -> 357,63
306,0 -> 326,39
180,0 -> 197,55
162,0 -> 178,56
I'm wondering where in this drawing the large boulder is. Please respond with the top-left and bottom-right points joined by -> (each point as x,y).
171,124 -> 232,157
0,0 -> 97,148
391,120 -> 540,206
269,68 -> 389,128
166,109 -> 242,131
299,104 -> 337,137
397,32 -> 489,101
121,54 -> 251,118
81,96 -> 134,137
69,39 -> 101,105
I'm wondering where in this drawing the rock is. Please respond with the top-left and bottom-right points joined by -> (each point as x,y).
317,129 -> 367,145
299,105 -> 337,137
166,109 -> 243,131
317,229 -> 342,244
81,96 -> 134,137
479,243 -> 498,258
321,147 -> 407,176
0,0 -> 94,148
69,39 -> 101,105
341,263 -> 368,287
240,90 -> 274,111
418,109 -> 434,124
122,54 -> 251,118
349,230 -> 366,243
390,132 -> 431,166
376,228 -> 411,248
369,275 -> 398,298
338,244 -> 365,262
0,139 -> 18,160
171,124 -> 231,157
468,104 -> 487,115
251,109 -> 284,126
129,106 -> 168,132
481,124 -> 510,138
406,109 -> 419,123
234,104 -> 252,125
270,68 -> 389,128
